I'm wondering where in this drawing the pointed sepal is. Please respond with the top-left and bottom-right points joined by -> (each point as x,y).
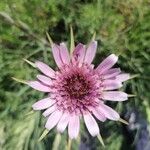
12,77 -> 28,84
23,59 -> 36,68
97,134 -> 105,147
128,94 -> 136,97
38,129 -> 49,142
70,25 -> 75,54
46,32 -> 53,46
25,110 -> 34,116
119,118 -> 129,125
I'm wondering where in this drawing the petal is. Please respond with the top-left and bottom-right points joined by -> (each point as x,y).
59,43 -> 70,64
116,73 -> 130,82
84,41 -> 97,64
72,43 -> 86,64
51,44 -> 63,68
98,103 -> 120,120
92,108 -> 106,122
28,81 -> 50,92
37,75 -> 52,86
32,97 -> 55,110
84,113 -> 99,136
43,105 -> 56,117
101,91 -> 128,101
45,110 -> 63,130
102,80 -> 122,90
57,113 -> 70,133
96,54 -> 118,73
68,115 -> 80,139
103,68 -> 121,79
35,61 -> 55,78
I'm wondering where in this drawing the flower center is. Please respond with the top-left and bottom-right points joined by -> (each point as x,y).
63,74 -> 90,100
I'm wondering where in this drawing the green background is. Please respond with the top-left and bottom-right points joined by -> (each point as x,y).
0,0 -> 150,150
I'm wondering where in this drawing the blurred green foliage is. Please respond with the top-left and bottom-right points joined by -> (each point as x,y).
0,0 -> 150,150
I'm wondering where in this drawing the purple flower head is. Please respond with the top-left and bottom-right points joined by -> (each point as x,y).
27,41 -> 130,140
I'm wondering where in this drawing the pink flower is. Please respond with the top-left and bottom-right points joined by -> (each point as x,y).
28,41 -> 130,139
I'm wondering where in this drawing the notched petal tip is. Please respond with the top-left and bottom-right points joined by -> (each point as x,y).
68,115 -> 80,139
96,54 -> 118,73
98,103 -> 120,120
60,42 -> 65,46
84,113 -> 100,137
35,61 -> 55,78
110,54 -> 118,62
84,40 -> 97,64
28,81 -> 51,92
57,113 -> 70,133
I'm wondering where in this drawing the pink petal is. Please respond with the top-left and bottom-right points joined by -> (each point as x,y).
37,75 -> 52,86
35,61 -> 55,78
43,105 -> 56,117
103,68 -> 121,79
96,54 -> 118,73
98,103 -> 120,120
51,44 -> 63,68
92,108 -> 107,122
28,81 -> 50,92
57,113 -> 70,133
45,110 -> 63,130
102,80 -> 122,90
72,43 -> 86,64
59,43 -> 70,64
84,41 -> 97,64
68,115 -> 80,139
116,73 -> 130,82
84,113 -> 99,136
32,97 -> 55,110
101,91 -> 128,101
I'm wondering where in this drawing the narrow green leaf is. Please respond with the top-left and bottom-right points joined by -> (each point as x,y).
0,12 -> 14,24
52,133 -> 61,150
